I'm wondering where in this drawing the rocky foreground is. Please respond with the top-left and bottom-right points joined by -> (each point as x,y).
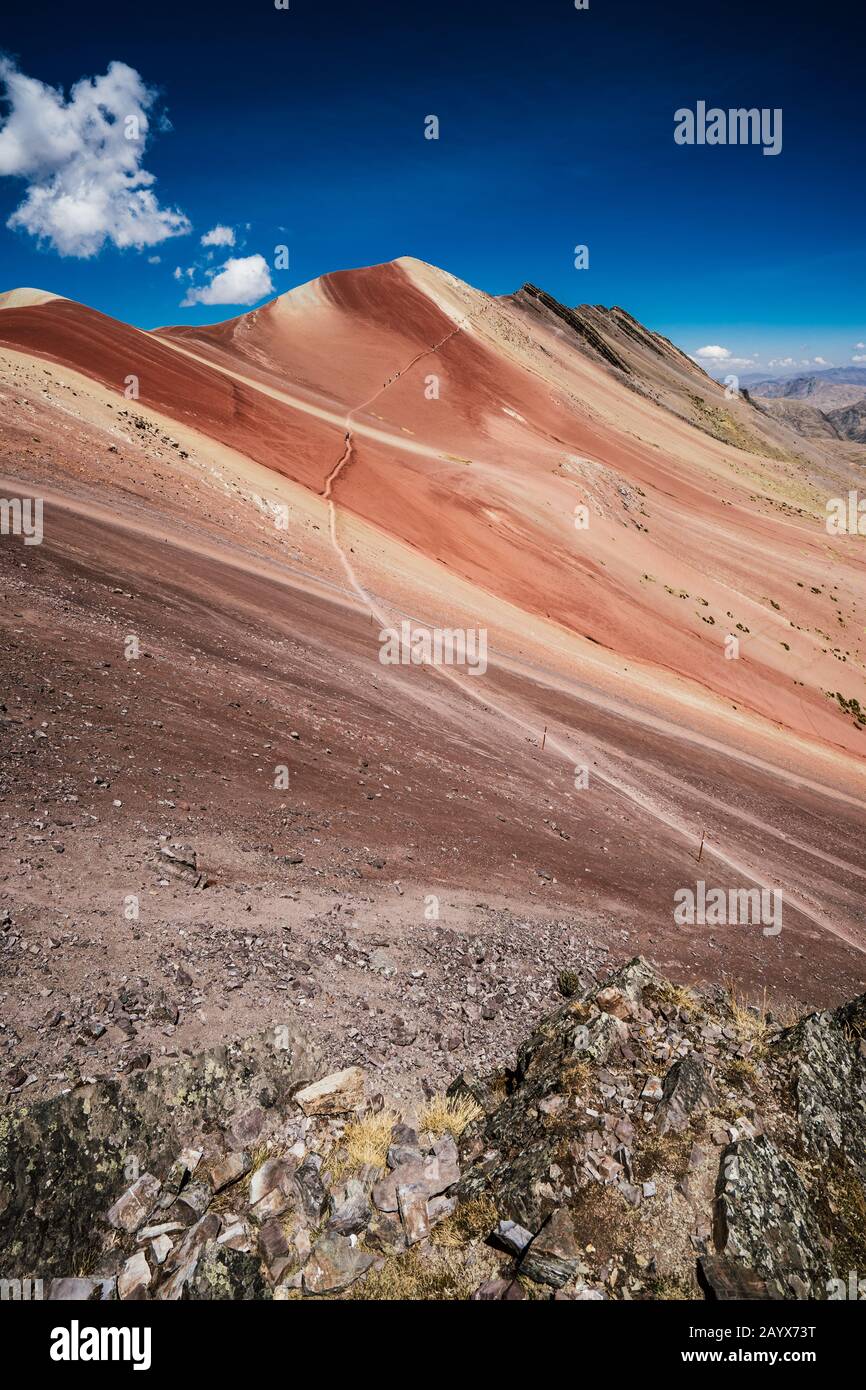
1,957 -> 864,1300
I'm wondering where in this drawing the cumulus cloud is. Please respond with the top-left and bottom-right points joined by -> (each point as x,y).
856,342 -> 865,350
201,224 -> 235,248
0,58 -> 190,258
812,357 -> 830,366
693,344 -> 756,370
181,253 -> 274,307
853,355 -> 866,364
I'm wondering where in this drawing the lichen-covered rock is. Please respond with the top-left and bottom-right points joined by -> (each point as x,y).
713,1136 -> 831,1298
452,959 -> 866,1300
0,1026 -> 322,1277
656,1056 -> 715,1135
520,1208 -> 581,1287
774,997 -> 866,1183
186,1244 -> 272,1300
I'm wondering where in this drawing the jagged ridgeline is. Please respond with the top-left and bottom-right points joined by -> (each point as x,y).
1,958 -> 864,1300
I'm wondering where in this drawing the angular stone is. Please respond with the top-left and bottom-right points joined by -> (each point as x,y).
432,1133 -> 459,1168
328,1178 -> 372,1236
294,1066 -> 366,1117
302,1233 -> 375,1294
656,1055 -> 715,1135
160,1146 -> 203,1203
150,1234 -> 173,1265
106,1173 -> 161,1233
471,1277 -> 524,1300
427,1194 -> 458,1224
492,1219 -> 534,1256
186,1243 -> 272,1299
258,1218 -> 291,1266
217,1221 -> 252,1252
118,1250 -> 151,1300
397,1182 -> 430,1245
156,1212 -> 221,1301
250,1185 -> 292,1222
209,1150 -> 250,1193
365,1212 -> 406,1255
48,1277 -> 115,1301
595,986 -> 632,1020
372,1149 -> 459,1212
698,1254 -> 776,1300
520,1208 -> 580,1288
138,1221 -> 184,1240
294,1156 -> 329,1224
171,1180 -> 212,1224
249,1156 -> 295,1208
388,1143 -> 424,1169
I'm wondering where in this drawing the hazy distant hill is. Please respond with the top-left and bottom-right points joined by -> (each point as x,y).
826,397 -> 866,443
749,366 -> 866,408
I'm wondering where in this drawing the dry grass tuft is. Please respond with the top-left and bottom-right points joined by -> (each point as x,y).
430,1196 -> 498,1249
726,981 -> 771,1051
727,1057 -> 759,1089
330,1107 -> 399,1180
666,982 -> 698,1015
419,1093 -> 483,1138
348,1242 -> 497,1300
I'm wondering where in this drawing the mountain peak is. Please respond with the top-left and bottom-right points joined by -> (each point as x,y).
0,287 -> 63,310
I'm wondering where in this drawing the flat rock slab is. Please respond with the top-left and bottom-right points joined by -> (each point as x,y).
106,1173 -> 161,1233
294,1067 -> 366,1117
372,1151 -> 460,1212
520,1208 -> 581,1289
302,1233 -> 375,1294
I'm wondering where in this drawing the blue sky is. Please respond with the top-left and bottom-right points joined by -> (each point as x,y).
0,0 -> 863,377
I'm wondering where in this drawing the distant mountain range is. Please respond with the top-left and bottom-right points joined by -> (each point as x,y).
747,365 -> 866,405
743,366 -> 866,442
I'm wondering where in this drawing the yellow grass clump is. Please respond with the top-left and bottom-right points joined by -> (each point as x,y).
419,1092 -> 483,1138
331,1107 -> 399,1179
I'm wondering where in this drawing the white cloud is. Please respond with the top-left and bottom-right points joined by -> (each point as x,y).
0,58 -> 190,258
853,355 -> 866,364
692,344 -> 756,370
147,254 -> 161,264
201,224 -> 235,248
855,342 -> 865,350
768,357 -> 796,368
695,344 -> 731,361
182,253 -> 274,307
812,357 -> 830,366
